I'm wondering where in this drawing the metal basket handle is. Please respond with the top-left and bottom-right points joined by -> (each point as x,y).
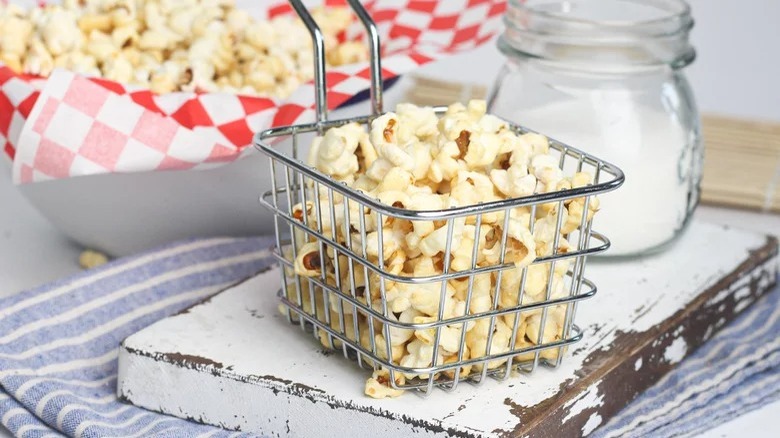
288,0 -> 384,125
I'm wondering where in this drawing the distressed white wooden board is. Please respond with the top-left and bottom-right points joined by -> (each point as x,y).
117,221 -> 779,437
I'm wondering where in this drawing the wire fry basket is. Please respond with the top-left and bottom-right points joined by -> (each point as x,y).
255,0 -> 624,395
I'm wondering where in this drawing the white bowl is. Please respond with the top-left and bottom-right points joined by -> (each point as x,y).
11,97 -> 382,257
18,153 -> 274,256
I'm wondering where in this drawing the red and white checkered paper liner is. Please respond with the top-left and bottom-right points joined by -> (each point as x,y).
0,0 -> 506,184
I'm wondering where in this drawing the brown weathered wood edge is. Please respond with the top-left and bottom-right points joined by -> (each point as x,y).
507,235 -> 779,438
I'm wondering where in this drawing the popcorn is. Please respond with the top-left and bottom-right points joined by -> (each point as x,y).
77,12 -> 112,33
310,6 -> 353,36
283,100 -> 601,397
291,201 -> 314,224
450,171 -> 497,208
478,113 -> 506,134
109,5 -> 135,27
531,154 -> 563,187
369,114 -> 406,165
319,309 -> 368,350
451,225 -> 492,271
188,27 -> 234,76
356,135 -> 379,173
399,339 -> 444,379
409,281 -> 456,317
352,175 -> 378,193
466,99 -> 487,120
533,212 -> 572,257
362,228 -> 403,262
562,196 -> 600,235
414,318 -> 464,354
407,141 -> 434,181
571,171 -> 594,189
427,138 -> 465,183
149,61 -> 189,94
374,333 -> 406,362
521,132 -> 550,155
443,346 -> 473,379
0,5 -> 34,59
365,369 -> 404,399
294,242 -> 323,277
395,103 -> 439,142
385,308 -> 421,346
462,130 -> 501,169
1,1 -> 366,97
466,318 -> 512,370
22,38 -> 54,76
490,166 -> 537,199
101,52 -> 133,83
314,123 -> 365,178
78,249 -> 109,269
327,41 -> 366,66
384,282 -> 412,313
522,263 -> 550,298
373,166 -> 414,194
85,29 -> 117,60
168,8 -> 201,37
39,7 -> 83,56
372,190 -> 410,222
368,113 -> 434,180
412,257 -> 440,278
384,248 -> 407,276
0,53 -> 22,73
466,273 -> 493,314
282,279 -> 325,318
418,212 -> 466,258
523,307 -> 566,361
483,218 -> 536,268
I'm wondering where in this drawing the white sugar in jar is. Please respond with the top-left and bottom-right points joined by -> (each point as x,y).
489,0 -> 702,256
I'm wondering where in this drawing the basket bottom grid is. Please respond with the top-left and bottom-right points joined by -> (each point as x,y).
277,288 -> 584,394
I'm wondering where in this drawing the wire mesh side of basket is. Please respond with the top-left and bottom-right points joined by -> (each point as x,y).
275,264 -> 592,394
252,0 -> 624,395
257,119 -> 619,394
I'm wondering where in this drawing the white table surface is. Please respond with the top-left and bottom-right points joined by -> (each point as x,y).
1,0 -> 779,436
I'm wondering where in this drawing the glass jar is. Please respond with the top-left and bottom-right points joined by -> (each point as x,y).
489,0 -> 702,257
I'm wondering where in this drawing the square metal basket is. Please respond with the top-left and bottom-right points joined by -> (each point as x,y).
255,0 -> 624,395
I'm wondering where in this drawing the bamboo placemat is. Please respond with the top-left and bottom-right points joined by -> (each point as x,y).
405,75 -> 780,212
700,115 -> 780,212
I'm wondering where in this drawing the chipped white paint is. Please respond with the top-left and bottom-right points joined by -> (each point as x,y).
708,256 -> 777,307
117,222 -> 777,436
664,337 -> 688,364
709,287 -> 734,306
735,287 -> 753,301
735,297 -> 754,313
703,326 -> 714,341
582,412 -> 603,436
634,357 -> 643,371
562,382 -> 604,423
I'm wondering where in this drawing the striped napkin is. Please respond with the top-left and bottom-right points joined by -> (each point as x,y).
0,236 -> 777,437
0,237 -> 274,437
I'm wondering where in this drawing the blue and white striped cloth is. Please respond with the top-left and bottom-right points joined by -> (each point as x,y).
0,236 -> 777,437
0,237 -> 274,437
